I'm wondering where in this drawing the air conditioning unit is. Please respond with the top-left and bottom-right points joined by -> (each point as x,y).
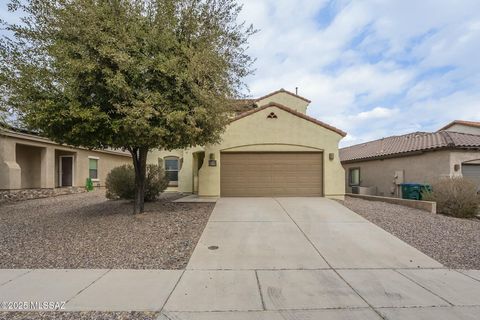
351,186 -> 377,195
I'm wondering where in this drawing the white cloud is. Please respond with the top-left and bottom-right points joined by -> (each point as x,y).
238,0 -> 480,147
356,107 -> 399,120
1,0 -> 478,147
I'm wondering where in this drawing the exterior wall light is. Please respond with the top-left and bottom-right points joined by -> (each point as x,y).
329,153 -> 335,160
208,153 -> 217,167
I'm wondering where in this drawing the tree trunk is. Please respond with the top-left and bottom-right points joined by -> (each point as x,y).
130,147 -> 149,214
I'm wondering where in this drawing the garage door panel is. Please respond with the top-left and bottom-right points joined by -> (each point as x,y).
273,174 -> 321,180
272,177 -> 298,183
270,187 -> 320,197
271,176 -> 322,183
462,164 -> 480,190
220,152 -> 323,197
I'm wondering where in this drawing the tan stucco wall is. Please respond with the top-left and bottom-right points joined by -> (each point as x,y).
342,150 -> 452,197
0,135 -> 21,189
449,150 -> 480,177
445,124 -> 480,135
197,105 -> 345,198
16,144 -> 42,188
257,91 -> 309,114
147,147 -> 204,193
72,149 -> 131,187
0,133 -> 131,190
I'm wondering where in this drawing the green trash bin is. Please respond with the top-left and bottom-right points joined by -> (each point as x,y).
401,183 -> 421,200
401,183 -> 432,200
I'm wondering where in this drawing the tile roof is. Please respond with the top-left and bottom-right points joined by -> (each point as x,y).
256,88 -> 312,103
229,89 -> 311,114
340,131 -> 480,163
228,99 -> 257,115
438,120 -> 480,131
0,125 -> 131,157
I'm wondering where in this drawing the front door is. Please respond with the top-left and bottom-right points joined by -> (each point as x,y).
60,156 -> 74,187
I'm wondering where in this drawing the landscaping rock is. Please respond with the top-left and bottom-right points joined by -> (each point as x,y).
341,197 -> 480,269
0,312 -> 158,320
0,190 -> 213,269
0,187 -> 86,204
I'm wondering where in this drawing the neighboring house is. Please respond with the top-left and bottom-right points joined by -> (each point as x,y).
340,130 -> 480,197
438,120 -> 480,135
148,89 -> 347,199
0,126 -> 131,194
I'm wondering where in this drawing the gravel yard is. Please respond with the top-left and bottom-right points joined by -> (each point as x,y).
341,197 -> 480,269
0,190 -> 214,269
0,312 -> 158,320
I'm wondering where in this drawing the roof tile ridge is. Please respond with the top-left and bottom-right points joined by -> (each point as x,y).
440,130 -> 455,147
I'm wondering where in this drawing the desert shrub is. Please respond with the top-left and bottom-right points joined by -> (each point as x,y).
105,164 -> 169,201
144,164 -> 170,201
422,177 -> 480,218
105,165 -> 135,200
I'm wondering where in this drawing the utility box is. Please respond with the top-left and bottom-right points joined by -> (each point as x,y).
394,170 -> 404,185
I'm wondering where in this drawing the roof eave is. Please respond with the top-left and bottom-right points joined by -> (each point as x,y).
0,128 -> 132,157
438,120 -> 480,131
255,88 -> 312,103
340,145 -> 480,163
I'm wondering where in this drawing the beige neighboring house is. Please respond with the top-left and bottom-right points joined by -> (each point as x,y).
0,126 -> 131,197
148,89 -> 347,199
340,128 -> 480,197
439,120 -> 480,135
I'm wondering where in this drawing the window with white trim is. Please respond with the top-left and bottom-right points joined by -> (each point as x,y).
89,158 -> 99,180
164,157 -> 179,186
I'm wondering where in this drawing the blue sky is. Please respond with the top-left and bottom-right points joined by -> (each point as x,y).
1,0 -> 480,146
238,0 -> 480,146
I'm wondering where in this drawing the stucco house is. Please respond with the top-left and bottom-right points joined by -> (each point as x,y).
439,120 -> 480,135
0,126 -> 131,199
148,89 -> 347,199
340,129 -> 480,197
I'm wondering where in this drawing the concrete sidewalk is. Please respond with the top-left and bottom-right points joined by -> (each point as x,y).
1,197 -> 480,319
1,268 -> 480,318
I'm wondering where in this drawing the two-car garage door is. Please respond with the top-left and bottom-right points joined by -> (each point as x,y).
220,152 -> 323,197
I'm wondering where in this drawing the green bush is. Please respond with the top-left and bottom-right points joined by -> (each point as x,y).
422,177 -> 480,218
105,165 -> 135,200
144,164 -> 169,201
105,164 -> 169,201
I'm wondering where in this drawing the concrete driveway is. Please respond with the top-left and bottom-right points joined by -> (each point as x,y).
187,197 -> 442,270
162,197 -> 480,319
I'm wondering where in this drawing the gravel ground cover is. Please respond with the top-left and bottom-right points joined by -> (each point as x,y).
0,190 -> 214,269
341,197 -> 480,269
0,312 -> 157,320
